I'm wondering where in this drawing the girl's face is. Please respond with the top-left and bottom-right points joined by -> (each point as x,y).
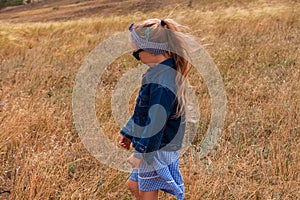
139,51 -> 158,66
140,51 -> 170,67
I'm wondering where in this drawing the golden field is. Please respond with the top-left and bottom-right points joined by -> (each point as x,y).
0,0 -> 299,199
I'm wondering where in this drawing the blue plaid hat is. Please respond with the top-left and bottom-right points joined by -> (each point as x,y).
129,22 -> 169,54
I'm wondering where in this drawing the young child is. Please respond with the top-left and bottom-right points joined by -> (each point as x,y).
119,18 -> 190,200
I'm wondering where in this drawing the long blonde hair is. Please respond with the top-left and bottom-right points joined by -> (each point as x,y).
133,18 -> 191,117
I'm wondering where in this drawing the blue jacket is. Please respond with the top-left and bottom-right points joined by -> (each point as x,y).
120,58 -> 186,164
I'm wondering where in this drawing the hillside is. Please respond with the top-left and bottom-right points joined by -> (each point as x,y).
0,0 -> 300,199
0,0 -> 185,22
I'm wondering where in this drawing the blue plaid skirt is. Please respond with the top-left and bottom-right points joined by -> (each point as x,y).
129,150 -> 184,200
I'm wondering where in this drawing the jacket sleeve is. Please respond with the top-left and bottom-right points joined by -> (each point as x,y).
120,116 -> 134,141
133,84 -> 176,164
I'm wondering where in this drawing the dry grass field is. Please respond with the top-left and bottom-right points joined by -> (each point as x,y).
0,0 -> 299,199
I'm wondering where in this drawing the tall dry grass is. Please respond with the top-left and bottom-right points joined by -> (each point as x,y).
0,0 -> 299,199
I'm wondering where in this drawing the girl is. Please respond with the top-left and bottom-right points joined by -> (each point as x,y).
119,18 -> 190,200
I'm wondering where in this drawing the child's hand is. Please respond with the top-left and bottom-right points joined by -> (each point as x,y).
119,134 -> 131,150
127,154 -> 142,169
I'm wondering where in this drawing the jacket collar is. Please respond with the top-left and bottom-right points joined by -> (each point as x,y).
142,58 -> 177,86
143,58 -> 175,77
159,58 -> 175,69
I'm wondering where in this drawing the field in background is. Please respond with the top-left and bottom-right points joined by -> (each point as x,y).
0,0 -> 300,199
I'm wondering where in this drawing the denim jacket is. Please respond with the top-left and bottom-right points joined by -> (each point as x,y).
120,58 -> 186,164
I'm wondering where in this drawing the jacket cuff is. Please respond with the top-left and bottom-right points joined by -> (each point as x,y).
120,129 -> 133,141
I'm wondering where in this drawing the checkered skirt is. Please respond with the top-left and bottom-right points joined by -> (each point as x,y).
129,150 -> 184,200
